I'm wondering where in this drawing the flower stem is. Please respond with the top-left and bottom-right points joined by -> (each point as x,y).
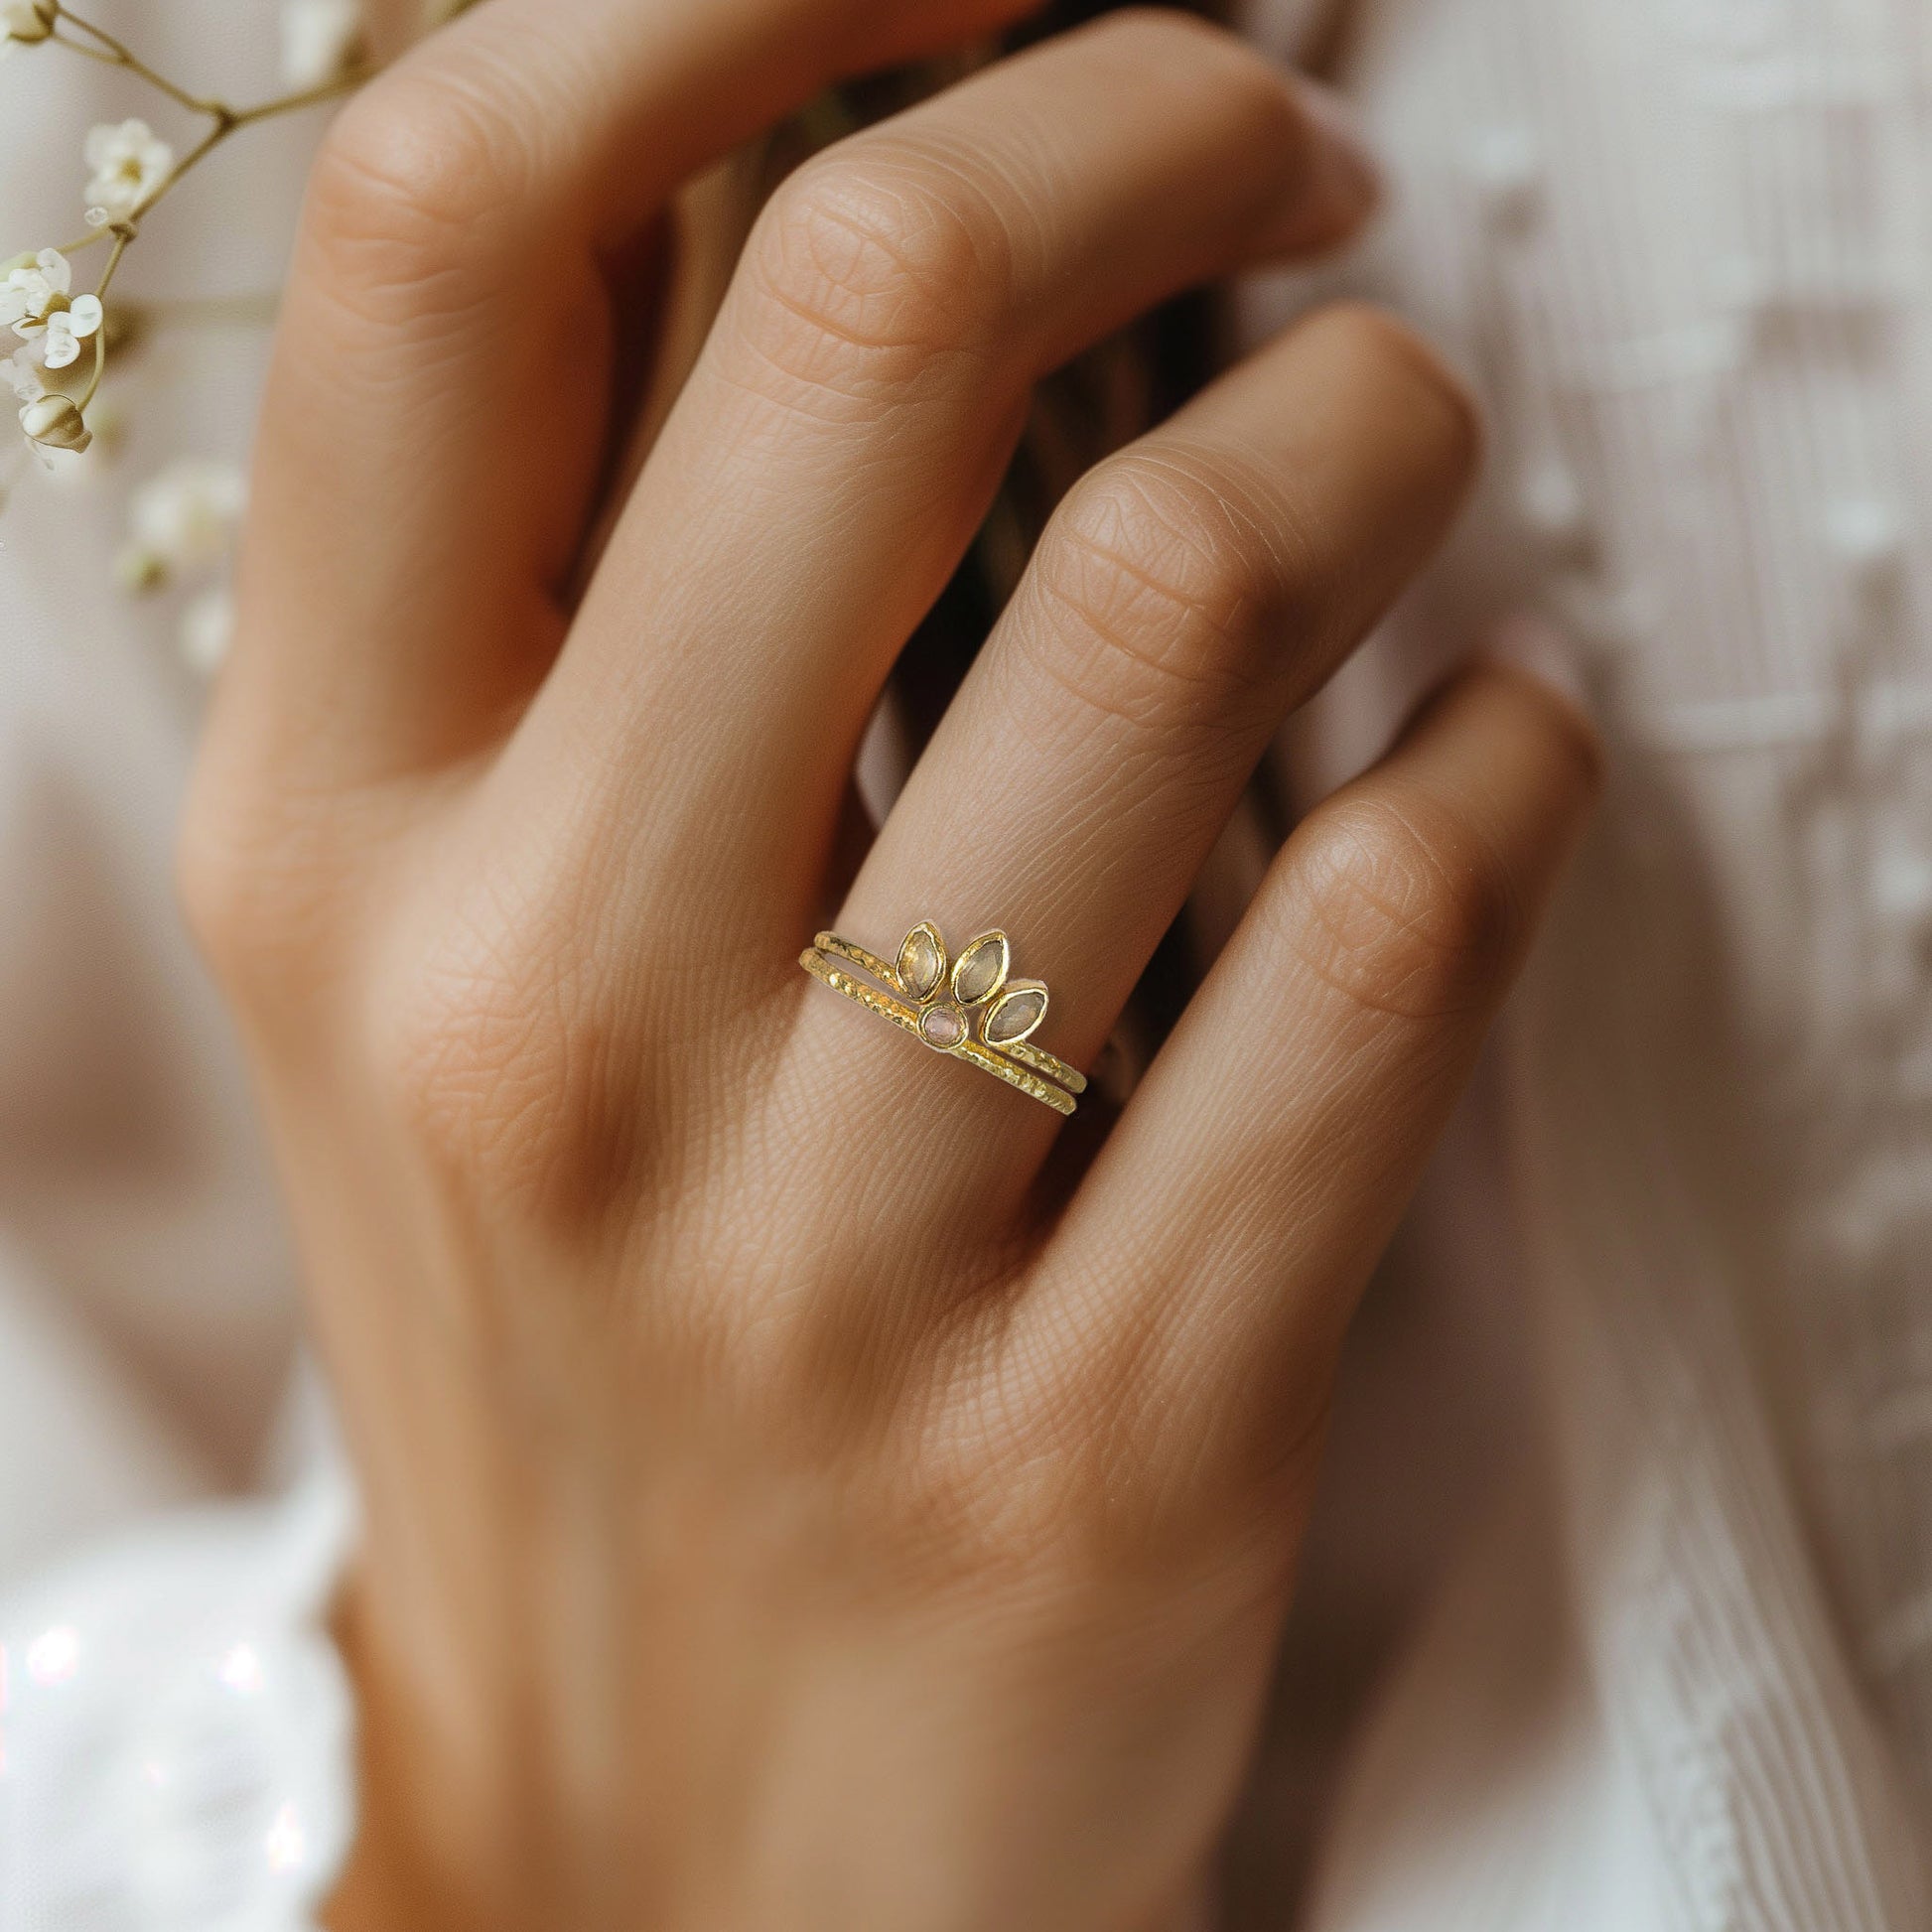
89,226 -> 131,310
52,10 -> 225,117
234,70 -> 366,128
7,1 -> 374,479
75,326 -> 105,412
34,8 -> 372,300
50,226 -> 112,258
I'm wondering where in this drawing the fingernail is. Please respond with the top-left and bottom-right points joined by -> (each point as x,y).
1482,612 -> 1594,729
1284,81 -> 1384,247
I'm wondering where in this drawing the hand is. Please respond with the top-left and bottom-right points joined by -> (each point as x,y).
181,4 -> 1598,1926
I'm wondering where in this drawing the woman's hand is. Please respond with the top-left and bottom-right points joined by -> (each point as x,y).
181,4 -> 1598,1926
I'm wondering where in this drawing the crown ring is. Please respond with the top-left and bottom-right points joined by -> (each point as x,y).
799,922 -> 1087,1115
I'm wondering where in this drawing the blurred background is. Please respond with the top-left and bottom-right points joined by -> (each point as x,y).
0,0 -> 315,1582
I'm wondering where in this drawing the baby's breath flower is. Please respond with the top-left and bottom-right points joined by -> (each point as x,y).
0,248 -> 103,370
39,301 -> 101,369
45,390 -> 120,482
115,542 -> 167,593
19,392 -> 91,458
281,0 -> 365,90
3,346 -> 44,405
127,459 -> 247,580
0,8 -> 382,519
84,118 -> 175,220
0,2 -> 55,55
180,586 -> 234,675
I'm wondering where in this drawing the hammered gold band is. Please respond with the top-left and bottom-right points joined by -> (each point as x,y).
800,924 -> 1086,1116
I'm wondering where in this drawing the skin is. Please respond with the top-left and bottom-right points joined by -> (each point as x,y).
180,3 -> 1600,1927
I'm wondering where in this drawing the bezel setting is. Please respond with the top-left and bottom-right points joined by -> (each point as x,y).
799,922 -> 1085,1114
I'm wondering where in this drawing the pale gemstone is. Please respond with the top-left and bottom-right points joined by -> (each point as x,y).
899,927 -> 943,998
919,1006 -> 967,1048
986,986 -> 1046,1045
953,933 -> 1009,1006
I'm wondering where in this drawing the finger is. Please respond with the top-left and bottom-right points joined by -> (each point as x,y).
523,13 -> 1382,956
232,0 -> 1044,773
1021,659 -> 1599,1514
783,304 -> 1479,1222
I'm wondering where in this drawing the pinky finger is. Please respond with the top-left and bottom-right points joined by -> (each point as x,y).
1017,654 -> 1600,1516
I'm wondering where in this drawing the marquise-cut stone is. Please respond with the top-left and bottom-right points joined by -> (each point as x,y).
985,985 -> 1047,1045
952,932 -> 1009,1007
919,1005 -> 967,1048
898,925 -> 944,998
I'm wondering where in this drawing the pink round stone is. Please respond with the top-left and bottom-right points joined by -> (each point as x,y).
919,1006 -> 967,1049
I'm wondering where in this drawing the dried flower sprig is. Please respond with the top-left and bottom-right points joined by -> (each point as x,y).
2,0 -> 369,470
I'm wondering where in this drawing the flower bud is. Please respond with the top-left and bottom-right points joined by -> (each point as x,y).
114,543 -> 169,594
19,393 -> 92,453
1,2 -> 57,44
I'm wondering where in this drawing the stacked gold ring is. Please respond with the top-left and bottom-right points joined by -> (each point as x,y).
799,922 -> 1087,1115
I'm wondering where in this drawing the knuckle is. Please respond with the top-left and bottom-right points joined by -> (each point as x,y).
175,797 -> 252,980
372,892 -> 644,1224
734,141 -> 1012,400
176,780 -> 346,1012
1023,450 -> 1281,733
302,68 -> 530,318
1282,789 -> 1523,1024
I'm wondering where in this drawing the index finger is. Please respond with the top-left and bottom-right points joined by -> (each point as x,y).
233,0 -> 1041,779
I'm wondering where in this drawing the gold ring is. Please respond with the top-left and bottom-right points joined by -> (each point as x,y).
799,922 -> 1087,1116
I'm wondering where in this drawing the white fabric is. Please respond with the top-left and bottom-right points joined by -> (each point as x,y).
1239,0 -> 1932,1922
7,2 -> 1932,1926
0,1448 -> 355,1932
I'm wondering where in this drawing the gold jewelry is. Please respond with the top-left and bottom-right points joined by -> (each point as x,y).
799,922 -> 1087,1115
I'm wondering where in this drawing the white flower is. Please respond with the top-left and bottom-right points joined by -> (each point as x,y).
3,345 -> 43,404
40,301 -> 102,369
1,249 -> 103,364
83,119 -> 175,220
180,587 -> 234,675
0,2 -> 55,56
0,249 -> 104,369
129,459 -> 247,575
44,392 -> 120,483
2,249 -> 82,330
19,392 -> 90,459
280,0 -> 364,90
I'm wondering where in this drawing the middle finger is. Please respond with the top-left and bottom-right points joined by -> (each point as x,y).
513,12 -> 1381,975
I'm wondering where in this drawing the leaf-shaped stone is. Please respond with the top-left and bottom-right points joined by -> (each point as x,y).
984,982 -> 1047,1045
951,931 -> 1010,1008
897,921 -> 946,999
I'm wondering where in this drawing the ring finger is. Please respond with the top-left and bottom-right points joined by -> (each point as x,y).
787,302 -> 1481,1225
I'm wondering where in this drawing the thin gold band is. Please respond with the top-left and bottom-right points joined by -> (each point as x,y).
800,926 -> 1087,1116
